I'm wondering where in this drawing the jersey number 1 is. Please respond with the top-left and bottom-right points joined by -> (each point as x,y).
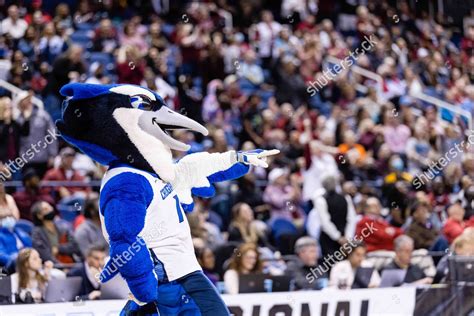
173,195 -> 184,223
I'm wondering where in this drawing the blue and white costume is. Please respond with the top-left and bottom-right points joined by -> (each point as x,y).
56,83 -> 278,315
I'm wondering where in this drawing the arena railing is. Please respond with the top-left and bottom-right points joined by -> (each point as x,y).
324,56 -> 472,132
0,79 -> 44,109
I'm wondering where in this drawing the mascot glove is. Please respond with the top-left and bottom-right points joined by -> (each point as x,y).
236,149 -> 280,168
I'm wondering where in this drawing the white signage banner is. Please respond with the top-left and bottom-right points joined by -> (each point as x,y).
224,287 -> 416,316
0,288 -> 416,316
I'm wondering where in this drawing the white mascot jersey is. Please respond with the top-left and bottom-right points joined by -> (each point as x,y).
99,166 -> 202,281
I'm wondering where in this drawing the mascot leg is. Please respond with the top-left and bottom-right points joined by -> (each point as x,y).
173,271 -> 230,316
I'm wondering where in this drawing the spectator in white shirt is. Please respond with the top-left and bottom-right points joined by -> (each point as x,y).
1,5 -> 28,40
307,175 -> 356,257
302,140 -> 340,201
329,243 -> 381,289
253,11 -> 281,68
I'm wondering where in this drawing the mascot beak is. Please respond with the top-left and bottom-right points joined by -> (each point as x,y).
138,107 -> 209,151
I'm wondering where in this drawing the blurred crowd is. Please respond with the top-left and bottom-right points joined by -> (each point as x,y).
1,0 -> 474,304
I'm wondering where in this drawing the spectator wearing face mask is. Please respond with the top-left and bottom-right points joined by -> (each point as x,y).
31,201 -> 81,263
0,215 -> 32,273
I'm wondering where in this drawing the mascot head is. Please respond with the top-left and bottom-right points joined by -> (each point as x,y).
56,83 -> 208,182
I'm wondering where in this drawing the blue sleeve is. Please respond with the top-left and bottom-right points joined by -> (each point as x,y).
207,163 -> 250,183
99,172 -> 157,303
191,163 -> 250,198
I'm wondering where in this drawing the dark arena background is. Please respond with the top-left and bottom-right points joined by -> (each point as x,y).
0,0 -> 474,315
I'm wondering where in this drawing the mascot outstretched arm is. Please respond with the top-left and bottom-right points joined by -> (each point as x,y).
56,83 -> 278,315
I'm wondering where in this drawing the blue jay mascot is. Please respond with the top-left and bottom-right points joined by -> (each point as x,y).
56,83 -> 279,316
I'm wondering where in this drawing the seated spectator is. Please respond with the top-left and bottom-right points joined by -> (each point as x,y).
356,197 -> 403,252
329,243 -> 381,289
67,245 -> 105,300
13,169 -> 55,221
223,243 -> 262,294
0,215 -> 32,272
188,205 -> 224,249
263,168 -> 304,224
443,203 -> 466,244
405,201 -> 441,250
74,197 -> 108,257
286,237 -> 328,290
0,182 -> 20,220
196,246 -> 219,285
228,203 -> 269,247
31,201 -> 81,263
310,175 -> 356,258
12,248 -> 53,303
42,147 -> 90,203
383,235 -> 433,286
434,232 -> 474,283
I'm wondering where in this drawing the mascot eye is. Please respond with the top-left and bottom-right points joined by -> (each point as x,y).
131,95 -> 161,111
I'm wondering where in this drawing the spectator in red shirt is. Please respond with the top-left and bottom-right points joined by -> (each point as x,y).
13,168 -> 55,221
42,147 -> 90,203
443,203 -> 466,244
355,197 -> 403,252
116,45 -> 145,85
